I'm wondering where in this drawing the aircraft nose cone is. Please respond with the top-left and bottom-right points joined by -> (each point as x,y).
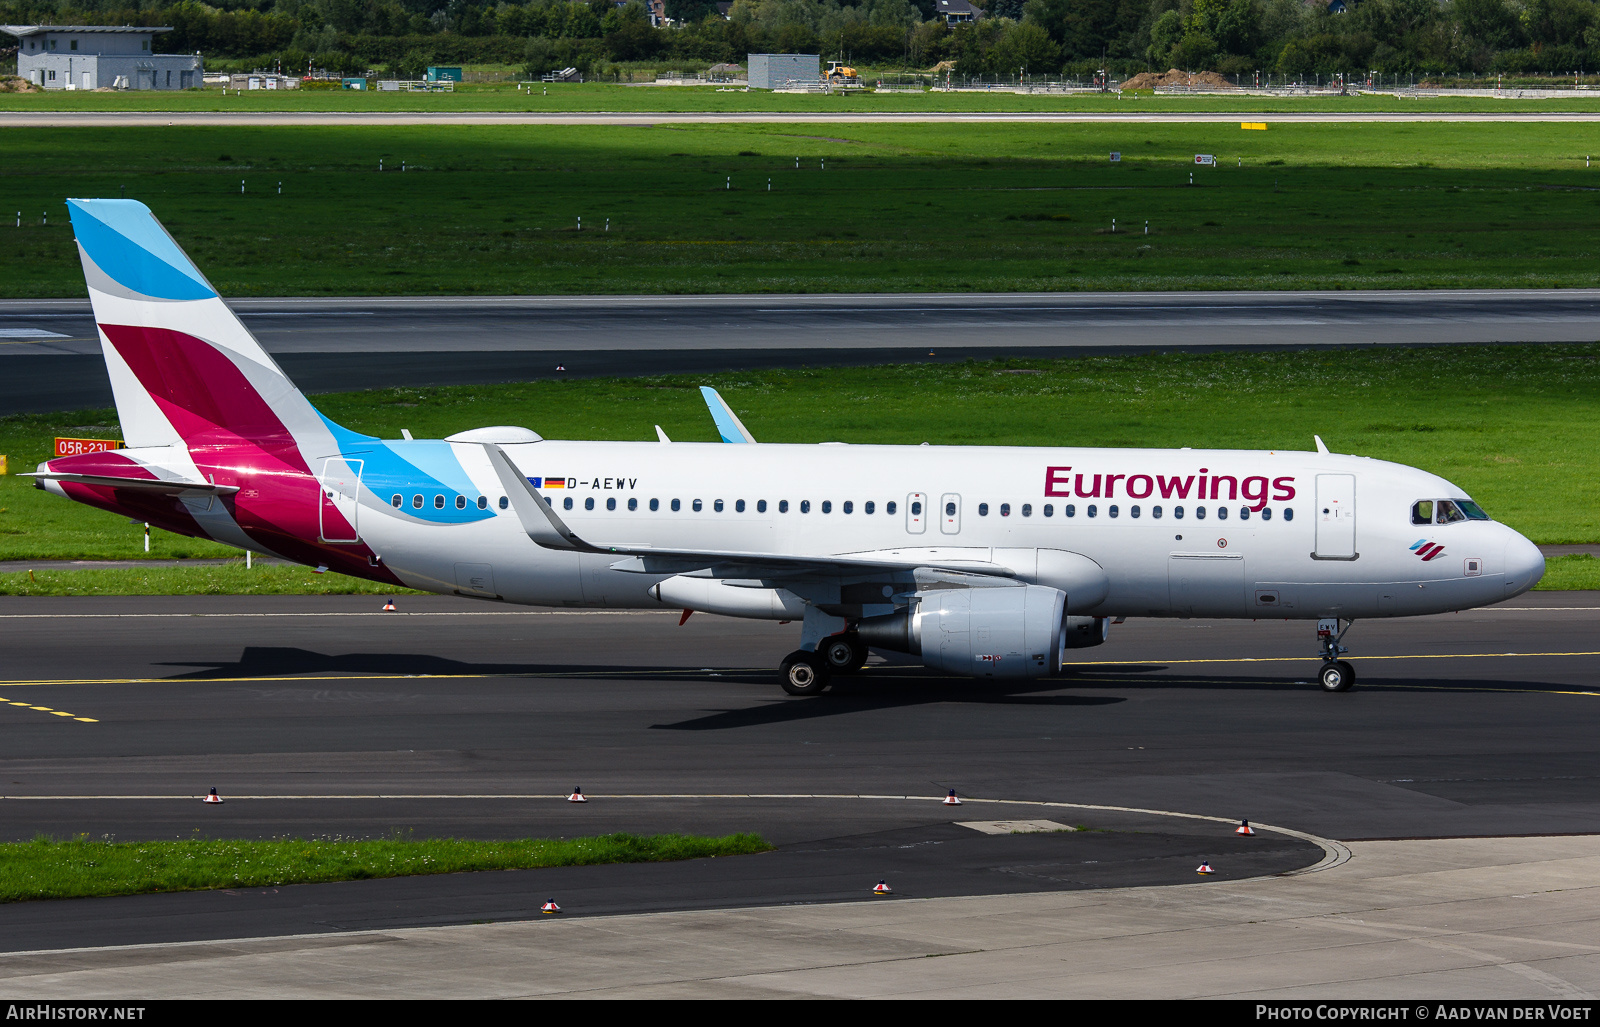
1501,532 -> 1545,597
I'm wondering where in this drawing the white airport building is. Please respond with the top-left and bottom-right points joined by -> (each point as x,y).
3,25 -> 202,90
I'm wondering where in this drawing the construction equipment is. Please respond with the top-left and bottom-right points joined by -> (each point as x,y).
826,61 -> 861,88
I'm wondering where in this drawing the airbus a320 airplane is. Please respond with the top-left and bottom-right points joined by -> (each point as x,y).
34,200 -> 1546,695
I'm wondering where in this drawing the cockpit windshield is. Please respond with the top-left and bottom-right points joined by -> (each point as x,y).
1413,498 -> 1491,524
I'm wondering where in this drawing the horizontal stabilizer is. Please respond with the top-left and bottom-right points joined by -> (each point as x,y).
26,472 -> 240,496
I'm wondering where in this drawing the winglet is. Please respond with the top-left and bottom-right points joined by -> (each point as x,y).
1314,435 -> 1330,455
700,386 -> 757,444
482,444 -> 604,553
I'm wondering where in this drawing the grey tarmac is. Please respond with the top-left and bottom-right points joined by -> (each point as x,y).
0,590 -> 1596,997
3,289 -> 1598,414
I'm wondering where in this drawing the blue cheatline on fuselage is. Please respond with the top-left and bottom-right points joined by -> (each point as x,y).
318,414 -> 494,525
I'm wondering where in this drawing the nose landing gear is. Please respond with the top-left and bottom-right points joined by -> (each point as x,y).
1317,618 -> 1355,692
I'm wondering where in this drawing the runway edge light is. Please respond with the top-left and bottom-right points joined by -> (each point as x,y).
944,789 -> 962,806
873,880 -> 893,895
1236,820 -> 1255,836
541,900 -> 561,914
202,788 -> 224,805
382,600 -> 395,612
1197,862 -> 1215,875
568,787 -> 588,803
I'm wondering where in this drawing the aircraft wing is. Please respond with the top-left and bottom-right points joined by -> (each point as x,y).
699,386 -> 758,443
25,471 -> 240,496
483,444 -> 1012,580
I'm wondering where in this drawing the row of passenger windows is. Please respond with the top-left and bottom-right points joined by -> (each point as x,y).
543,495 -> 1294,522
386,491 -> 1296,524
392,493 -> 510,511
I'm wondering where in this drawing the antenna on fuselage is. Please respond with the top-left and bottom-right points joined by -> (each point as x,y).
1314,435 -> 1330,455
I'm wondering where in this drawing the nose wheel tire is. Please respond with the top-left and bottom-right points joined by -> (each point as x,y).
820,635 -> 868,673
780,650 -> 830,696
1319,660 -> 1356,692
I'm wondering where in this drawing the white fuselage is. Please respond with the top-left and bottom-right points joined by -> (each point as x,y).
356,440 -> 1545,620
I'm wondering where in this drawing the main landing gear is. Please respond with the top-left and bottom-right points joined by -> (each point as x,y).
1317,617 -> 1356,692
780,633 -> 868,696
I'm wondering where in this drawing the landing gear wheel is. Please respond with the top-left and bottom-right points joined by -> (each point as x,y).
1319,660 -> 1355,692
780,650 -> 830,696
820,635 -> 868,674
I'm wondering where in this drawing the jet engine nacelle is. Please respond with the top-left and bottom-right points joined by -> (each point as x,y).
857,584 -> 1071,679
1061,615 -> 1112,648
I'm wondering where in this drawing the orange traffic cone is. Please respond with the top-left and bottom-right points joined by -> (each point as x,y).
541,900 -> 560,914
202,788 -> 224,804
568,787 -> 587,803
382,600 -> 395,612
1235,820 -> 1255,836
943,789 -> 961,806
873,879 -> 892,895
1197,862 -> 1215,875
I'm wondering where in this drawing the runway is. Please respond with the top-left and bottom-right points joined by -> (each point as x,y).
0,590 -> 1596,973
3,289 -> 1598,414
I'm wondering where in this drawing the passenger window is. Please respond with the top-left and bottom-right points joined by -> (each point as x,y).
1412,500 -> 1434,525
1284,508 -> 1294,521
865,501 -> 875,514
1196,506 -> 1207,520
650,498 -> 660,511
585,497 -> 595,511
714,499 -> 724,512
477,496 -> 488,510
1021,504 -> 1031,517
671,499 -> 681,512
564,497 -> 574,510
736,499 -> 745,513
843,501 -> 853,514
412,495 -> 423,509
434,495 -> 446,509
1088,504 -> 1098,517
1153,505 -> 1162,519
1174,506 -> 1185,519
693,499 -> 703,512
1437,500 -> 1466,524
606,498 -> 616,511
1261,507 -> 1272,521
1239,507 -> 1249,520
887,501 -> 896,515
801,500 -> 811,513
391,495 -> 402,508
978,503 -> 989,516
456,495 -> 466,510
1217,507 -> 1227,520
945,501 -> 955,516
757,500 -> 767,513
1043,504 -> 1053,517
628,498 -> 637,511
1001,503 -> 1011,517
1109,505 -> 1118,518
498,497 -> 508,510
821,501 -> 832,514
1065,504 -> 1075,517
780,500 -> 789,513
1130,505 -> 1140,518
910,501 -> 921,515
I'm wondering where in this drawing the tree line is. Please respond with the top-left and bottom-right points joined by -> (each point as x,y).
3,0 -> 1598,78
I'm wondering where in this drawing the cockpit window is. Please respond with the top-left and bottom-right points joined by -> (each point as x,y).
1456,500 -> 1490,521
1436,500 -> 1467,524
1411,500 -> 1433,525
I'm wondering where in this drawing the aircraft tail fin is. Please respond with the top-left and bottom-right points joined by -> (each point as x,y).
66,198 -> 344,453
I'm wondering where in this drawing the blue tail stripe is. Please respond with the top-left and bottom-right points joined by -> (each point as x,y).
67,198 -> 217,301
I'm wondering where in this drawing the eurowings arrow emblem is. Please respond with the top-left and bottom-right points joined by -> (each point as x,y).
1410,539 -> 1446,561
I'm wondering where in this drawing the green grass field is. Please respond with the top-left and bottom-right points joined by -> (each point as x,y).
5,120 -> 1600,297
0,832 -> 770,902
4,81 -> 1600,114
2,347 -> 1596,582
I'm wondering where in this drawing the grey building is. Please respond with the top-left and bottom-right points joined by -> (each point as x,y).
3,25 -> 202,90
748,53 -> 819,90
